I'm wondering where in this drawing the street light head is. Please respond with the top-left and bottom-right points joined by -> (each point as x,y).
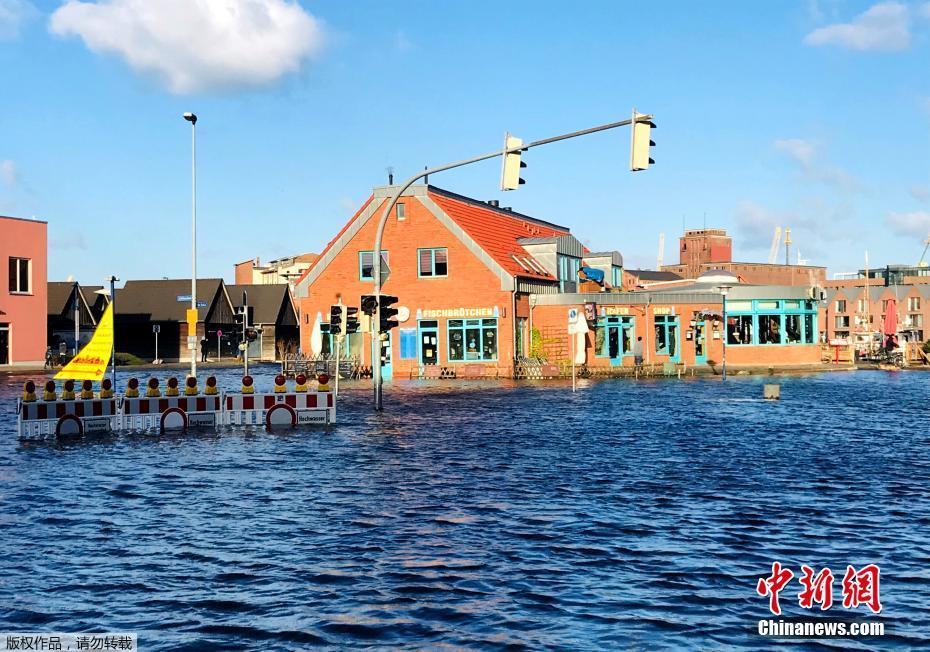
183,112 -> 198,124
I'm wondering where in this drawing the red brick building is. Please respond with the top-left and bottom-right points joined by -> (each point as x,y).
294,185 -> 599,378
661,228 -> 826,286
0,215 -> 47,366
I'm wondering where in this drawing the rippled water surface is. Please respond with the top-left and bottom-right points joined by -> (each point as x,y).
1,367 -> 928,650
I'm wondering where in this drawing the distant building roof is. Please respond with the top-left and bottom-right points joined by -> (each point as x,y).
626,269 -> 684,282
227,284 -> 297,325
116,279 -> 228,322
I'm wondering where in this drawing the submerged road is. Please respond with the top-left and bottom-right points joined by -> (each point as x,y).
0,368 -> 926,650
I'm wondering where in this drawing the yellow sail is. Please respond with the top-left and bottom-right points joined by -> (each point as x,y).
55,302 -> 113,381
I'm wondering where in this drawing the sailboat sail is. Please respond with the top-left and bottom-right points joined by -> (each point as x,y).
55,303 -> 113,381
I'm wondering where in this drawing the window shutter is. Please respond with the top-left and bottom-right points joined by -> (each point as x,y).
419,249 -> 432,276
434,249 -> 447,276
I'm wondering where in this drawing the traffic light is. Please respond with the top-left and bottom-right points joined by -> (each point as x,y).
361,295 -> 378,316
379,295 -> 399,333
330,304 -> 345,335
629,110 -> 655,172
345,306 -> 360,334
500,133 -> 526,191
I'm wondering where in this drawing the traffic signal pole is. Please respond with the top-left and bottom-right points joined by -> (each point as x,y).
371,114 -> 653,411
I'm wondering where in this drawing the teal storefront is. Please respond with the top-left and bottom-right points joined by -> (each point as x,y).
725,299 -> 819,346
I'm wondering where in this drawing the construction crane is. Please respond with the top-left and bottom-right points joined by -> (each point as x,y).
918,234 -> 930,267
767,226 -> 782,265
657,232 -> 665,269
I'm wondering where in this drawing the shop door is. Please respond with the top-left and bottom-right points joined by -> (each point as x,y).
607,325 -> 622,366
380,333 -> 392,380
419,321 -> 438,365
694,321 -> 708,364
0,324 -> 8,365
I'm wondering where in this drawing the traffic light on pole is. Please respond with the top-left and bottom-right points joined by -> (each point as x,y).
361,295 -> 377,316
345,306 -> 360,334
500,133 -> 526,191
379,295 -> 399,333
330,304 -> 344,335
629,109 -> 655,172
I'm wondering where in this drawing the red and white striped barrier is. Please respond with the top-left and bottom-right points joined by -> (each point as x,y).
16,380 -> 336,438
17,398 -> 119,438
225,392 -> 335,429
121,395 -> 223,432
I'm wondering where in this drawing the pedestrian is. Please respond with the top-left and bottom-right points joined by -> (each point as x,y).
200,337 -> 208,363
44,346 -> 53,369
633,336 -> 644,366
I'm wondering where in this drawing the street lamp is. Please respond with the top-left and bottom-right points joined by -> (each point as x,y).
183,112 -> 198,377
717,284 -> 732,380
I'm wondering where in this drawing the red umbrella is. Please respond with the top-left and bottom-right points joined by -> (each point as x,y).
882,298 -> 898,336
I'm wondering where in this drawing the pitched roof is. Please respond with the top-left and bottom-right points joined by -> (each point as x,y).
115,279 -> 226,321
428,187 -> 568,280
227,284 -> 295,325
626,269 -> 684,282
48,282 -> 81,316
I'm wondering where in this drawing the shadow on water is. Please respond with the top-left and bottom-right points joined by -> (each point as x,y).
0,367 -> 926,650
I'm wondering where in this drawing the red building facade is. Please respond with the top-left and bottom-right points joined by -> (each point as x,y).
0,215 -> 48,366
294,185 -> 576,378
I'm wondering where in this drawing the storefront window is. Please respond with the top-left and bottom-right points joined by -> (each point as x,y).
785,314 -> 802,344
727,315 -> 753,345
804,314 -> 814,343
448,318 -> 498,361
597,316 -> 634,358
758,314 -> 782,344
654,315 -> 678,357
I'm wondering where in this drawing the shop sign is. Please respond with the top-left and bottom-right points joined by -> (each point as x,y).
420,307 -> 498,319
653,306 -> 675,315
603,306 -> 632,316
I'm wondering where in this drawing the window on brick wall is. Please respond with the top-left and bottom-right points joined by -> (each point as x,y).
8,257 -> 30,294
359,250 -> 388,281
418,248 -> 448,277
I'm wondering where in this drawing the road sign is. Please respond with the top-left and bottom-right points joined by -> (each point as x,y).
152,324 -> 160,334
568,308 -> 579,323
380,257 -> 391,286
217,330 -> 223,337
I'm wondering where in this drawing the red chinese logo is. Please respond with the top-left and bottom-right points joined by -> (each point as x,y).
798,565 -> 834,610
842,564 -> 882,614
758,562 -> 882,615
757,562 -> 795,616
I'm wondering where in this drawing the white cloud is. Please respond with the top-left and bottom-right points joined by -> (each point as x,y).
735,201 -> 784,250
910,184 -> 930,201
774,138 -> 816,167
49,0 -> 325,94
0,0 -> 36,40
0,159 -> 16,185
773,138 -> 862,192
804,1 -> 910,51
49,231 -> 88,251
886,210 -> 930,238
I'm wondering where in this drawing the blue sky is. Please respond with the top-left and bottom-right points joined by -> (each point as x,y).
1,0 -> 929,285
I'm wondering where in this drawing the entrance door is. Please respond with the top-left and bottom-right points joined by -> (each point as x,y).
419,320 -> 438,365
607,324 -> 620,364
380,333 -> 392,380
0,324 -> 8,365
694,320 -> 708,364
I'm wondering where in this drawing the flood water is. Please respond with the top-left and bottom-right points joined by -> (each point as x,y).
0,367 -> 927,650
